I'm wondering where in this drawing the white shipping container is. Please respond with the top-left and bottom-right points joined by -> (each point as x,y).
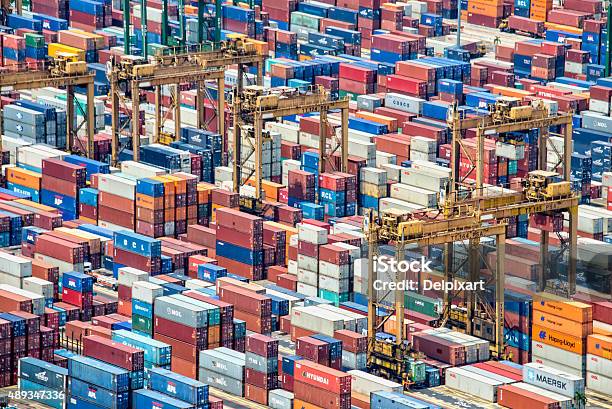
120,161 -> 166,178
360,167 -> 387,185
531,356 -> 583,378
297,268 -> 318,287
409,151 -> 435,162
184,279 -> 214,290
384,93 -> 424,114
349,139 -> 376,160
0,252 -> 32,277
297,254 -> 318,272
297,223 -> 328,244
2,135 -> 32,164
410,160 -> 451,176
296,282 -> 317,297
319,260 -> 350,280
532,341 -> 586,372
117,267 -> 149,287
579,205 -> 612,233
589,99 -> 610,115
400,168 -> 449,192
445,367 -> 503,402
318,275 -> 349,293
564,212 -> 604,234
132,281 -> 163,304
410,136 -> 437,154
34,254 -> 83,274
389,183 -> 437,207
97,174 -> 136,199
21,277 -> 54,299
291,306 -> 346,335
376,151 -> 396,167
318,304 -> 367,334
348,370 -> 403,396
495,142 -> 525,160
512,383 -> 573,409
17,145 -> 65,170
586,354 -> 612,377
268,389 -> 293,409
586,372 -> 611,395
379,197 -> 424,214
462,365 -> 515,384
287,260 -> 298,275
0,272 -> 22,288
522,363 -> 585,398
266,122 -> 300,143
381,164 -> 403,182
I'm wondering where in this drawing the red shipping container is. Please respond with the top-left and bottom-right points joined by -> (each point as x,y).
296,336 -> 330,365
41,158 -> 85,184
339,64 -> 376,83
386,75 -> 426,95
498,384 -> 559,409
234,310 -> 272,334
319,244 -> 350,265
83,335 -> 144,371
35,235 -> 84,264
333,330 -> 367,353
293,360 -> 351,394
245,368 -> 277,389
155,333 -> 199,361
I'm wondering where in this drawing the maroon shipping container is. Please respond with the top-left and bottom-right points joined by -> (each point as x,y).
216,225 -> 263,251
333,330 -> 367,353
0,318 -> 11,339
113,248 -> 160,273
246,333 -> 278,358
83,335 -> 144,371
411,333 -> 465,365
297,240 -> 319,259
216,256 -> 264,281
186,225 -> 216,248
32,211 -> 63,230
507,15 -> 544,35
211,189 -> 239,207
395,61 -> 435,81
0,203 -> 34,225
296,336 -> 330,365
245,383 -> 268,405
35,234 -> 84,264
371,34 -> 410,53
216,207 -> 263,234
0,289 -> 33,313
155,333 -> 199,361
41,158 -> 85,184
234,310 -> 272,335
293,381 -> 351,409
547,9 -> 590,28
154,316 -> 207,348
593,301 -> 612,325
245,368 -> 278,389
91,315 -> 119,329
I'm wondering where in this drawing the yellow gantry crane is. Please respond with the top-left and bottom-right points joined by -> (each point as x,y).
0,56 -> 96,157
230,84 -> 350,211
108,39 -> 265,164
365,99 -> 579,385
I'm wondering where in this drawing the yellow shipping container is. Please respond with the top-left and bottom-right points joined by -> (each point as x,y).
533,310 -> 593,338
6,167 -> 41,190
245,38 -> 268,55
48,43 -> 86,61
533,300 -> 593,323
467,0 -> 503,17
532,323 -> 586,355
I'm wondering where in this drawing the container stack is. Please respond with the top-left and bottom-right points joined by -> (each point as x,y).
296,335 -> 330,366
359,167 -> 387,214
147,367 -> 209,408
96,174 -> 137,231
216,208 -> 264,280
339,63 -> 376,97
18,357 -> 67,409
78,187 -> 98,224
82,335 -> 145,391
245,334 -> 279,405
111,329 -> 172,371
318,243 -> 351,305
65,355 -> 131,409
113,230 -> 162,278
40,158 -> 85,221
116,266 -> 148,317
233,318 -> 247,352
68,0 -> 105,31
131,281 -> 163,337
134,178 -> 165,238
219,283 -> 272,335
312,334 -> 343,369
6,167 -> 42,204
154,295 -> 208,378
349,371 -> 403,408
319,173 -> 345,218
586,334 -> 612,395
2,34 -> 26,68
61,271 -> 94,322
531,301 -> 592,377
293,359 -> 352,409
199,347 -> 245,396
287,169 -> 316,208
295,221 -> 328,297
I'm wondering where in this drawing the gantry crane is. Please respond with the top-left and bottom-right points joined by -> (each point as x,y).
230,84 -> 350,212
365,99 -> 578,385
0,56 -> 96,157
108,39 -> 265,164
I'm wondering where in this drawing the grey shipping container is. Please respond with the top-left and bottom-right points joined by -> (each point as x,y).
268,389 -> 294,409
199,349 -> 245,381
245,352 -> 277,373
198,368 -> 244,396
342,350 -> 367,370
4,119 -> 45,139
154,296 -> 208,328
4,105 -> 47,126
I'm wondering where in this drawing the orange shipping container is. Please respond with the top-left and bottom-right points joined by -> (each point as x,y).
533,300 -> 592,323
293,398 -> 324,409
7,167 -> 41,190
355,111 -> 398,133
14,199 -> 59,213
544,22 -> 582,35
532,324 -> 586,355
533,310 -> 593,337
587,334 -> 612,360
467,1 -> 503,17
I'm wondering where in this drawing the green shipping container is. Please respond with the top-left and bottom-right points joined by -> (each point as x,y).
318,289 -> 350,306
404,291 -> 441,317
132,314 -> 153,333
339,90 -> 358,101
25,33 -> 46,48
290,12 -> 321,30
